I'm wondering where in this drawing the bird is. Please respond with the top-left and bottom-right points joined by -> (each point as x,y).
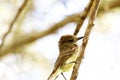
47,34 -> 83,80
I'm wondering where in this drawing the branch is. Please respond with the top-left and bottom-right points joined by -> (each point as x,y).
73,0 -> 94,36
70,0 -> 100,80
98,0 -> 120,15
0,0 -> 28,53
0,13 -> 81,59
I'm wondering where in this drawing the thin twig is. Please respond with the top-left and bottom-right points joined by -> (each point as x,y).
70,0 -> 100,80
73,0 -> 94,36
0,0 -> 28,53
0,13 -> 82,58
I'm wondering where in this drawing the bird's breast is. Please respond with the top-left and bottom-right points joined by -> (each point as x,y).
61,51 -> 78,72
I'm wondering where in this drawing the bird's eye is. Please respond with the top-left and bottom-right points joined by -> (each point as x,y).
69,39 -> 74,42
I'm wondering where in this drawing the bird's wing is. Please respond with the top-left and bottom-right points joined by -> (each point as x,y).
47,44 -> 78,80
53,44 -> 77,72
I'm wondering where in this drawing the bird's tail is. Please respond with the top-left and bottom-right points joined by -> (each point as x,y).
47,69 -> 61,80
47,71 -> 57,80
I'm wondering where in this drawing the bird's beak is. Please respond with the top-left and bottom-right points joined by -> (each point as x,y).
77,36 -> 84,40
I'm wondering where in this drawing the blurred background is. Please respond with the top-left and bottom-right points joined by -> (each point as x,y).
0,0 -> 120,80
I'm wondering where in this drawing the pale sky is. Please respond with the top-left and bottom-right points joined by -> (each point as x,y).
0,0 -> 120,80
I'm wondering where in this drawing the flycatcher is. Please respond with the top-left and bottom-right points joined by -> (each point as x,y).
47,34 -> 83,80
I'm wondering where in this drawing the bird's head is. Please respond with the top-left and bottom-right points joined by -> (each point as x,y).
59,34 -> 83,45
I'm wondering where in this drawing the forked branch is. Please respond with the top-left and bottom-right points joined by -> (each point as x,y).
70,0 -> 100,80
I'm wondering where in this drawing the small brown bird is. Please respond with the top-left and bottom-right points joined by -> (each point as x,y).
47,34 -> 83,80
